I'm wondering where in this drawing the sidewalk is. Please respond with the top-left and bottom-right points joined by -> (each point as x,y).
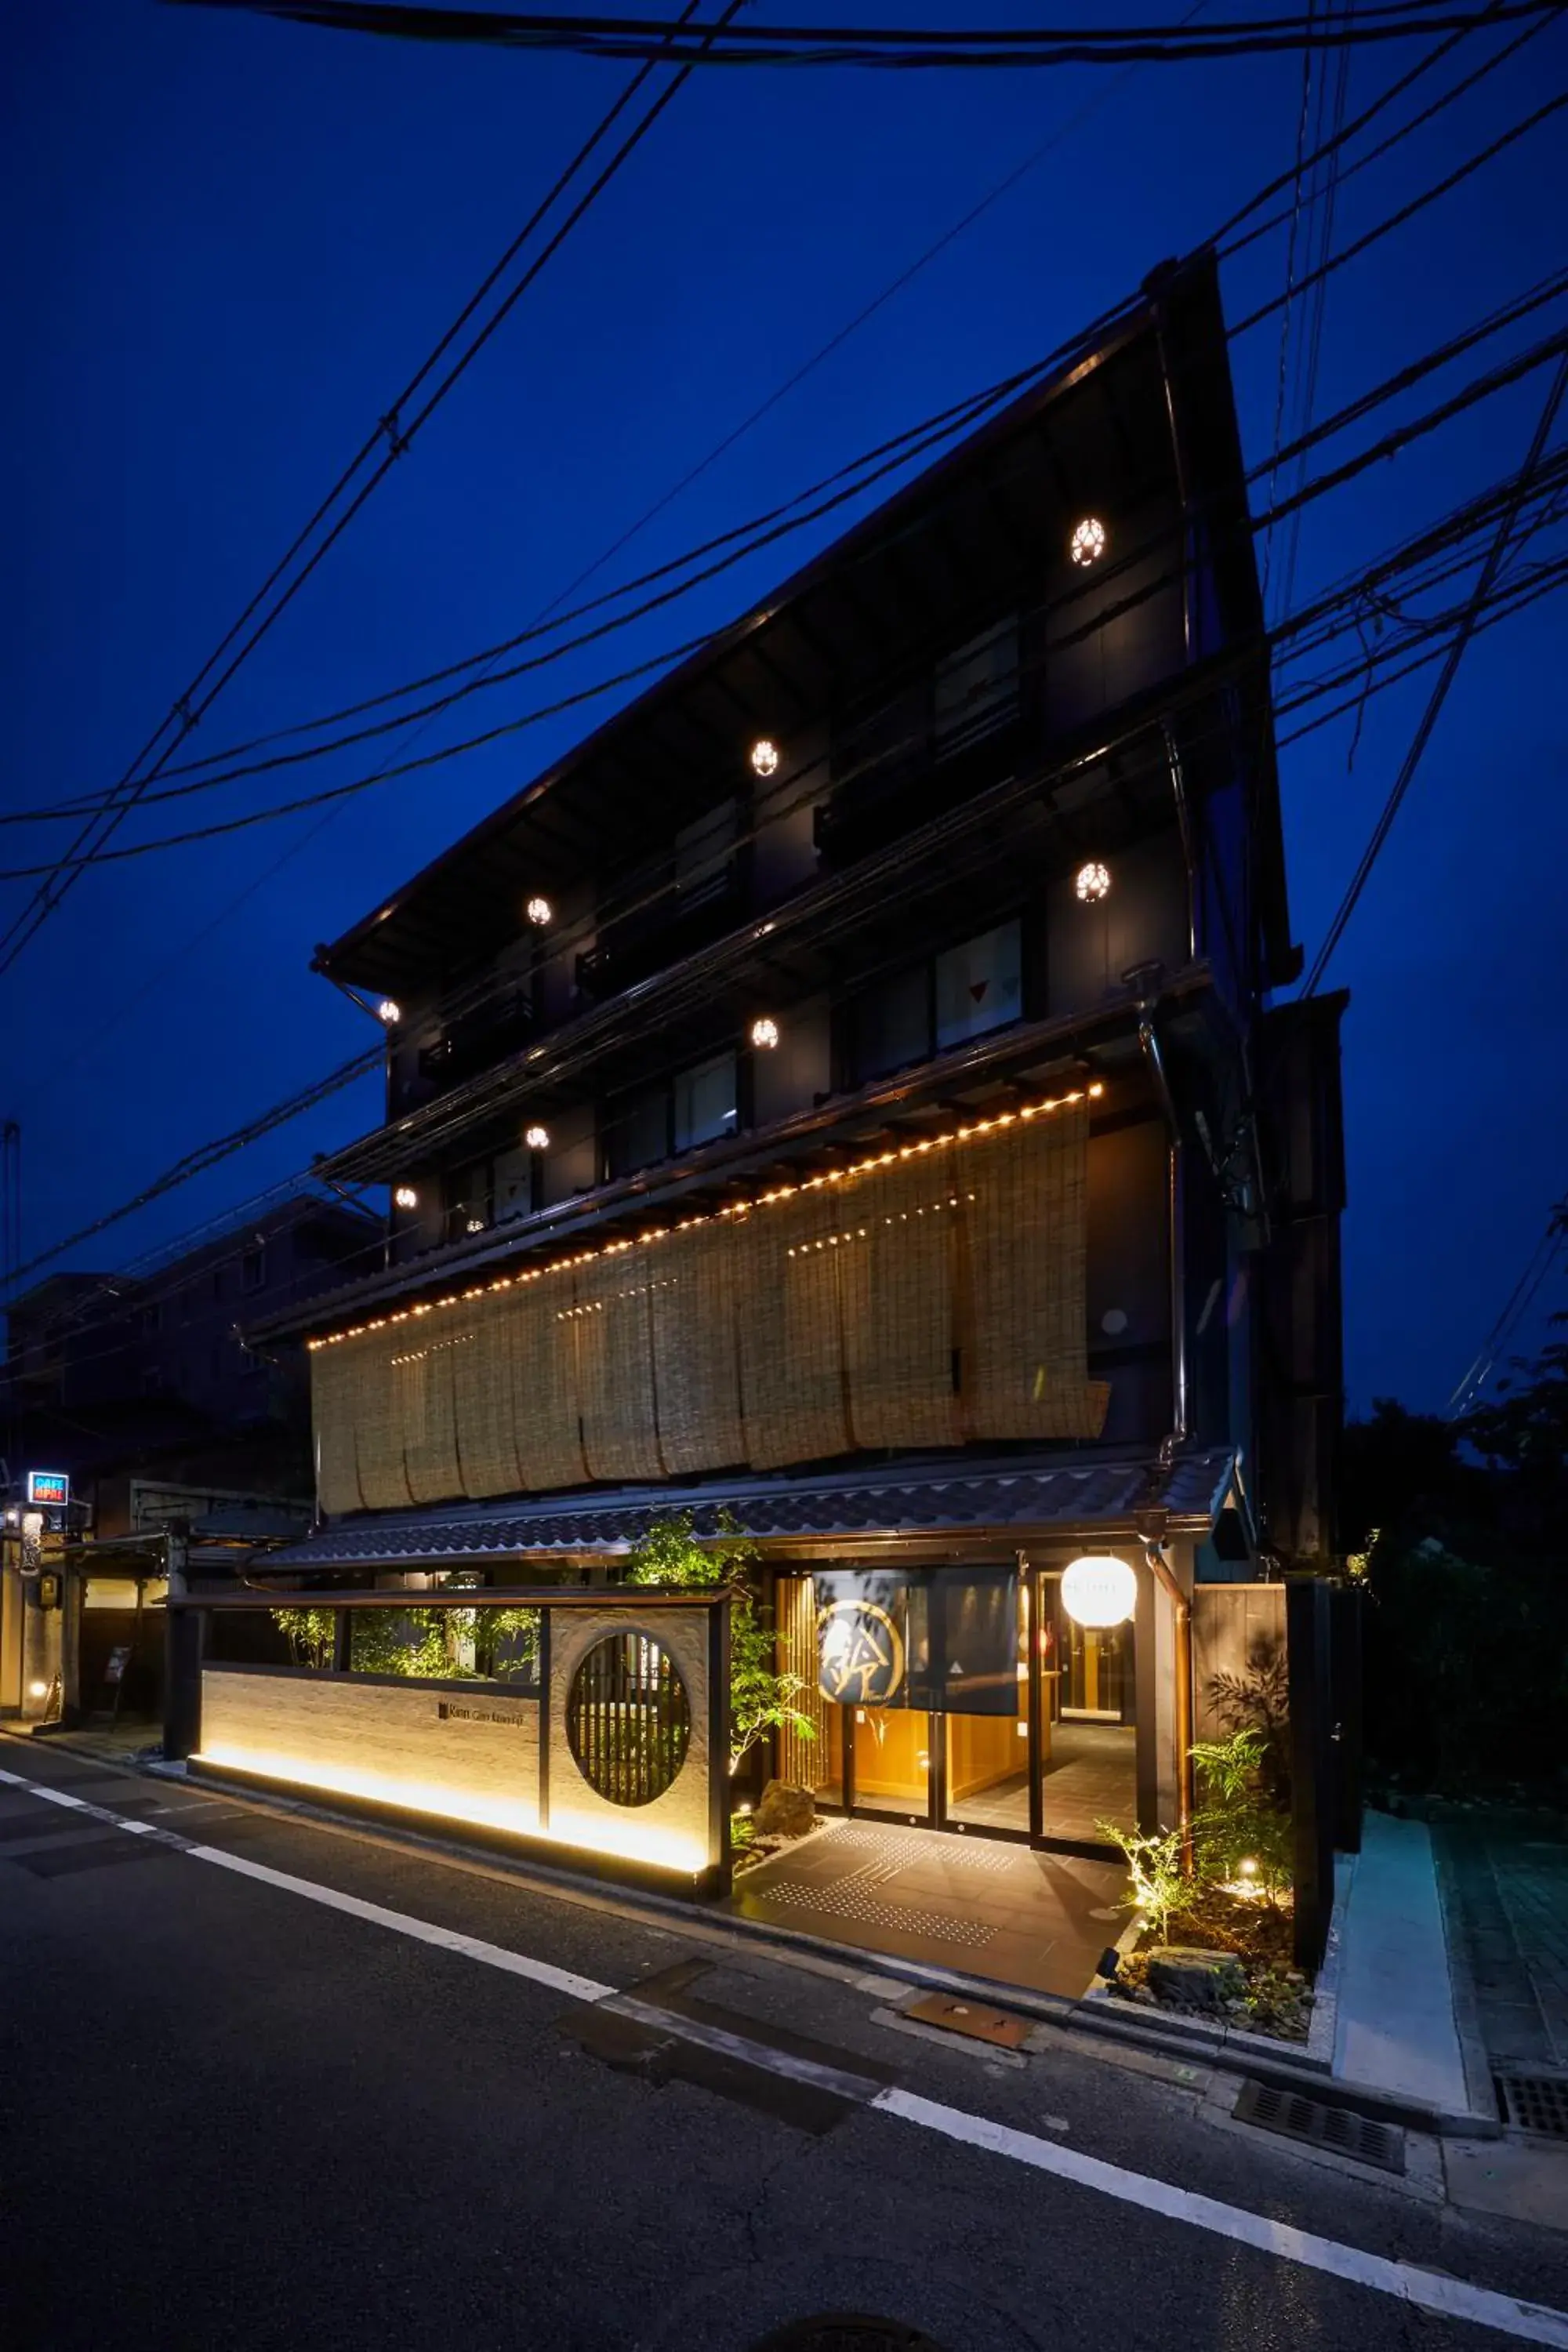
1331,1809 -> 1473,2118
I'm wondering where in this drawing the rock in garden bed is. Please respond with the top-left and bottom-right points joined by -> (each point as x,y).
1112,1889 -> 1313,2040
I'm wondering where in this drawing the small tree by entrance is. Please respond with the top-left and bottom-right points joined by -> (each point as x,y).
621,1511 -> 815,1776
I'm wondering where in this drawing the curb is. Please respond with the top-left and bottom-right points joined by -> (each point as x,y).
10,1733 -> 1501,2140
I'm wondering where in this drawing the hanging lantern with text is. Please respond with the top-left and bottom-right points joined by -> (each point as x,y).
1061,1553 -> 1137,1628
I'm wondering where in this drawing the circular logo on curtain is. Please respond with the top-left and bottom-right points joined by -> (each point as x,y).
566,1631 -> 691,1806
817,1600 -> 906,1705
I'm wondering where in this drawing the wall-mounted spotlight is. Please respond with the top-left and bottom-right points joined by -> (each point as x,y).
394,1185 -> 419,1210
465,1217 -> 485,1235
525,895 -> 554,928
377,999 -> 401,1025
524,1123 -> 550,1151
750,738 -> 780,779
749,1017 -> 780,1050
1074,860 -> 1112,904
1069,517 -> 1107,568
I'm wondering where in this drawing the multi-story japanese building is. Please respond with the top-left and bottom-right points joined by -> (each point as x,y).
245,255 -> 1348,1926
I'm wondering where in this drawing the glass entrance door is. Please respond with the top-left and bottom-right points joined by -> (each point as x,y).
850,1704 -> 931,1820
1036,1569 -> 1138,1846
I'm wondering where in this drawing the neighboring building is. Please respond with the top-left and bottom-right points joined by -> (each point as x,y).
245,257 -> 1349,1944
0,1192 -> 380,1726
5,1191 -> 381,1503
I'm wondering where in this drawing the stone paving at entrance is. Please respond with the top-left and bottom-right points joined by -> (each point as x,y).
729,1817 -> 1127,1997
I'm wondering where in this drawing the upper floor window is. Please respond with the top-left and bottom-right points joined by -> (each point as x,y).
933,618 -> 1019,760
850,918 -> 1025,1087
241,1245 -> 267,1294
935,919 -> 1022,1050
673,1051 -> 739,1152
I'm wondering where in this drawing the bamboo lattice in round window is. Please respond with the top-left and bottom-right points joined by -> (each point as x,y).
565,1632 -> 691,1806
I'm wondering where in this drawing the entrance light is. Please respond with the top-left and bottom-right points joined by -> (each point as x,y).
1062,1554 -> 1137,1628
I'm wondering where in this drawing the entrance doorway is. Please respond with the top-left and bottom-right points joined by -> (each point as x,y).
775,1563 -> 1138,1855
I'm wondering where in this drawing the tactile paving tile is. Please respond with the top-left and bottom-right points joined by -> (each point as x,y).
750,1880 -> 996,1947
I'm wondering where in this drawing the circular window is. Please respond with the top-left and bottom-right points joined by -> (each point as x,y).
566,1631 -> 691,1806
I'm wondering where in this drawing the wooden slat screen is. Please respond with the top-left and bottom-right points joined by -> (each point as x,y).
309,1105 -> 1108,1511
775,1573 -> 832,1791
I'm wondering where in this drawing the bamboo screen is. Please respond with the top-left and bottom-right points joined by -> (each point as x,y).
575,1251 -> 664,1483
651,1221 -> 746,1474
775,1573 -> 833,1791
310,1102 -> 1108,1510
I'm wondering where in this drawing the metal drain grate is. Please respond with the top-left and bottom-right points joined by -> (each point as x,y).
1232,2080 -> 1406,2175
1495,2072 -> 1568,2138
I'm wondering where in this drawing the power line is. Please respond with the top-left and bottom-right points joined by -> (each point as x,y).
1446,1214 -> 1566,1414
1301,348 -> 1568,995
10,245 -> 1568,875
171,0 -> 1568,71
0,0 -> 732,983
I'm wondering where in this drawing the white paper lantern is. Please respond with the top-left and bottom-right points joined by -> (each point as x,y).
1061,1553 -> 1137,1628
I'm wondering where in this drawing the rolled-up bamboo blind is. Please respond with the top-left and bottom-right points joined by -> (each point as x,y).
960,1102 -> 1109,1440
843,1147 -> 962,1451
510,1283 -> 588,1491
739,1191 -> 853,1469
575,1251 -> 665,1483
450,1287 -> 526,1498
652,1221 -> 746,1475
310,1334 -> 364,1517
309,1101 -> 1108,1510
347,1324 -> 416,1511
398,1324 -> 467,1504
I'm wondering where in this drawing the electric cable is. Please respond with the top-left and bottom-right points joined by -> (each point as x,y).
0,0 -> 734,982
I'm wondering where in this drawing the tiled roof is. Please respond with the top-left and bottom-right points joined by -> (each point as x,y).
249,1448 -> 1239,1573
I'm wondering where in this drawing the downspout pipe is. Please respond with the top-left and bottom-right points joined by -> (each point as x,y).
1128,967 -> 1189,1468
1142,1531 -> 1194,1872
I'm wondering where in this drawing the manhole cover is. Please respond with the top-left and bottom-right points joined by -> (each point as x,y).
1232,2079 -> 1406,2175
748,2322 -> 946,2352
1495,2071 -> 1568,2138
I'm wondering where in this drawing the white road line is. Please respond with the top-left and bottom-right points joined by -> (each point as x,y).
875,2088 -> 1568,2348
608,1991 -> 884,2102
187,1844 -> 615,2004
7,1759 -> 1567,2345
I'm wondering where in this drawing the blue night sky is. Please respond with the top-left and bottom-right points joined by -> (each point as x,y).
3,2 -> 1566,1415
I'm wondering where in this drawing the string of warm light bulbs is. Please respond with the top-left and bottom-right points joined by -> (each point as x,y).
307,1081 -> 1105,1352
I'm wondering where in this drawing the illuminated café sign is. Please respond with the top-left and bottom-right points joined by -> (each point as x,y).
25,1471 -> 70,1508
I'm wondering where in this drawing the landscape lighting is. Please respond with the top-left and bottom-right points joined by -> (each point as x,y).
1070,516 -> 1106,568
28,1681 -> 48,1700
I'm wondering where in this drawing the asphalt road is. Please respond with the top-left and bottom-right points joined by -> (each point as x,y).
3,1734 -> 1566,2352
